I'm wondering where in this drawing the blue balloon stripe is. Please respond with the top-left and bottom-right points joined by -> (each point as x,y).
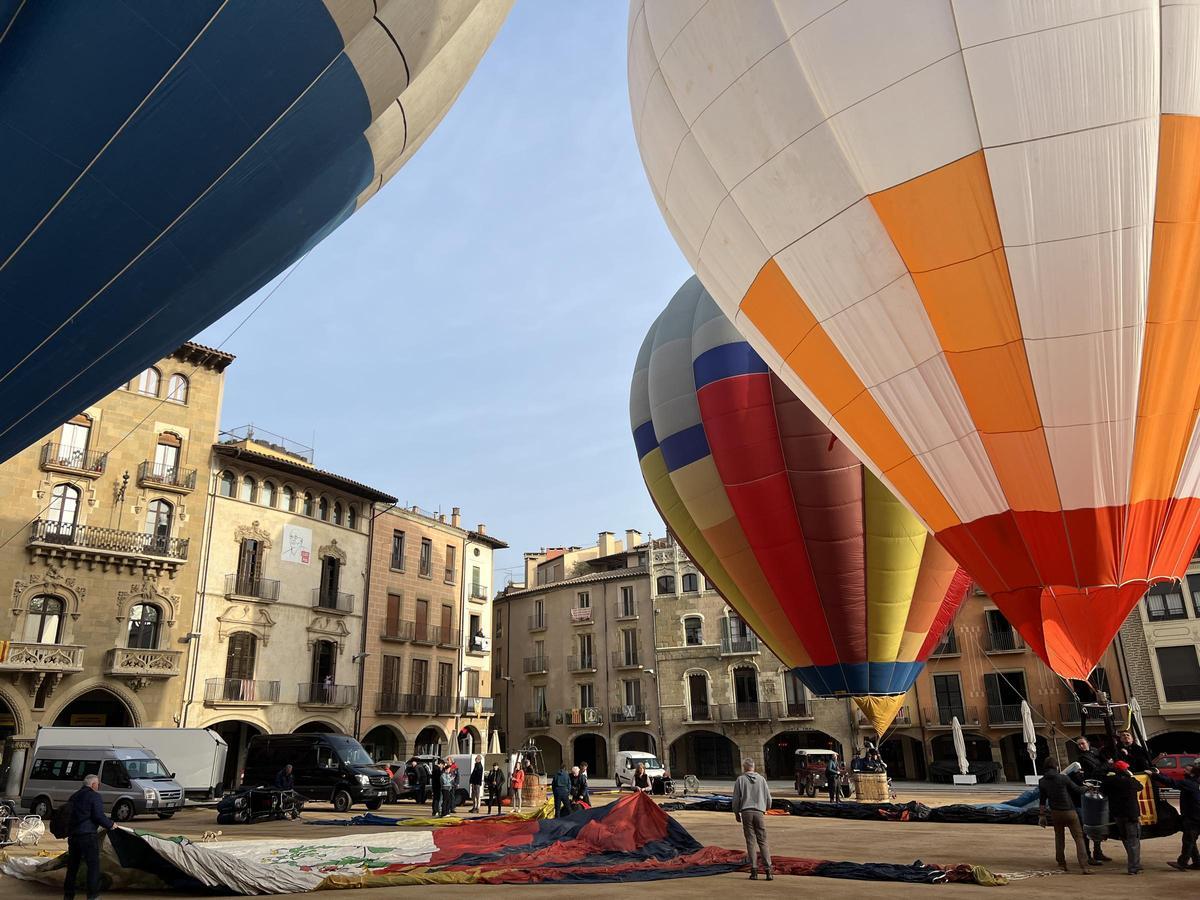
633,420 -> 658,460
659,422 -> 710,472
692,341 -> 769,390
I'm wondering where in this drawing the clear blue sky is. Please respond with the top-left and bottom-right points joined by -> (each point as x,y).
197,2 -> 690,584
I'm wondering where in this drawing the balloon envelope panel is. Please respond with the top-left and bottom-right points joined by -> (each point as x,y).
631,277 -> 970,704
0,0 -> 510,462
628,1 -> 1199,678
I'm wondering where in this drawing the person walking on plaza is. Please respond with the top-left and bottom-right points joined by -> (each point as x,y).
485,763 -> 505,815
1071,737 -> 1112,864
551,765 -> 573,817
1038,763 -> 1091,874
510,762 -> 525,812
430,758 -> 444,817
469,755 -> 484,813
733,758 -> 773,881
1152,762 -> 1200,870
63,774 -> 114,900
1103,762 -> 1144,874
826,755 -> 842,804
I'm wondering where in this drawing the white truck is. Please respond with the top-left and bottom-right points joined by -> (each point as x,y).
30,727 -> 228,800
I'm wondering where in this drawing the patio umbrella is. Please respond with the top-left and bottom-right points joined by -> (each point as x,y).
1128,697 -> 1148,743
489,731 -> 501,754
1020,701 -> 1038,776
951,716 -> 969,776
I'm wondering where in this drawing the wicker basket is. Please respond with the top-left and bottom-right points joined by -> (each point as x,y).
853,772 -> 889,803
520,774 -> 547,807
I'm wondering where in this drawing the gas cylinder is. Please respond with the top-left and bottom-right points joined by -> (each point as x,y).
1080,780 -> 1110,840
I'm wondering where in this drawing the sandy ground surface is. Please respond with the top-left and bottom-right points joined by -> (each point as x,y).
2,788 -> 1197,898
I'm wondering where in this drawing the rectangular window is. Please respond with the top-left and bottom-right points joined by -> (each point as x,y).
414,598 -> 429,641
1187,573 -> 1200,617
437,661 -> 453,698
579,682 -> 594,709
704,577 -> 715,591
445,544 -> 456,583
933,673 -> 964,724
624,679 -> 642,708
419,538 -> 432,577
684,617 -> 703,645
784,672 -> 807,715
620,585 -> 635,616
471,565 -> 482,596
656,575 -> 675,595
533,685 -> 547,715
622,629 -> 638,665
385,594 -> 401,639
390,530 -> 405,570
410,658 -> 428,696
534,639 -> 545,659
441,603 -> 453,636
382,655 -> 401,698
1146,583 -> 1189,621
577,591 -> 590,608
1156,645 -> 1200,702
469,613 -> 482,650
465,668 -> 480,697
681,572 -> 698,592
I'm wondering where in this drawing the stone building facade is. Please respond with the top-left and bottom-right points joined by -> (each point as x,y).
358,506 -> 504,763
179,430 -> 395,787
0,343 -> 232,795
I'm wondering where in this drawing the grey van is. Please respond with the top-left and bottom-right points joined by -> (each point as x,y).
22,746 -> 185,822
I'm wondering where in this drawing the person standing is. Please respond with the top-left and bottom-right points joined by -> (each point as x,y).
469,755 -> 484,813
1071,738 -> 1112,865
510,762 -> 525,812
825,755 -> 841,804
1151,762 -> 1200,870
1102,762 -> 1144,875
1038,763 -> 1091,874
63,774 -> 115,900
442,760 -> 459,816
415,759 -> 430,806
551,765 -> 573,817
732,758 -> 773,881
485,763 -> 505,814
430,758 -> 443,817
578,761 -> 591,805
1114,731 -> 1152,772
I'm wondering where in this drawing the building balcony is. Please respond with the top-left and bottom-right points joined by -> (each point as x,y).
776,700 -> 813,720
29,519 -> 188,574
569,655 -> 597,673
103,648 -> 182,687
683,705 -> 721,724
225,573 -> 280,602
376,693 -> 457,715
0,642 -> 84,674
984,630 -> 1026,653
1059,701 -> 1084,722
386,622 -> 459,646
856,704 -> 913,728
523,655 -> 549,675
460,696 -> 494,717
721,701 -> 772,722
923,705 -> 980,728
720,634 -> 760,655
466,634 -> 490,656
311,588 -> 354,614
570,606 -> 593,625
528,614 -> 547,632
204,678 -> 279,707
611,704 -> 649,724
615,600 -> 639,620
136,460 -> 197,493
39,442 -> 107,478
469,583 -> 489,601
929,630 -> 960,657
987,702 -> 1041,726
611,650 -> 643,670
298,682 -> 356,708
525,711 -> 551,729
559,707 -> 603,726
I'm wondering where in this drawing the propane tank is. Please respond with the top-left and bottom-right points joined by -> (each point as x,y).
1080,780 -> 1109,840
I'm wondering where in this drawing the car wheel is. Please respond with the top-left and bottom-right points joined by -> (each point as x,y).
157,811 -> 176,820
804,783 -> 816,798
234,807 -> 250,824
332,789 -> 353,813
112,799 -> 135,822
365,799 -> 383,811
30,798 -> 51,819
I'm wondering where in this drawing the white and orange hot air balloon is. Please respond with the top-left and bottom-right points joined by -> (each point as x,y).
628,0 -> 1200,680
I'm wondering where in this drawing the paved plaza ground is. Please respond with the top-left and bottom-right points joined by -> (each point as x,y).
2,787 -> 1197,898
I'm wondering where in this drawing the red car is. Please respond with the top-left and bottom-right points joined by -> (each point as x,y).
1152,752 -> 1200,780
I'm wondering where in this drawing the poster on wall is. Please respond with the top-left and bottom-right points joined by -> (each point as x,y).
281,525 -> 312,565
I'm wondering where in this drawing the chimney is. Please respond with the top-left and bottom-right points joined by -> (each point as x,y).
451,507 -> 461,528
597,531 -> 616,556
477,523 -> 487,535
625,529 -> 643,549
438,514 -> 445,523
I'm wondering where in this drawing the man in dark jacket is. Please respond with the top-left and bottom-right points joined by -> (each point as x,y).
1071,738 -> 1112,864
64,774 -> 115,900
551,765 -> 572,818
469,755 -> 484,813
1114,731 -> 1152,772
1038,763 -> 1090,874
441,761 -> 459,816
484,763 -> 505,814
825,756 -> 842,804
273,764 -> 295,791
1152,763 -> 1200,870
1102,762 -> 1143,874
430,759 -> 443,817
415,759 -> 430,805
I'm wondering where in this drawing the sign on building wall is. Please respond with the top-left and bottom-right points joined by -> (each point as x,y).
281,524 -> 312,565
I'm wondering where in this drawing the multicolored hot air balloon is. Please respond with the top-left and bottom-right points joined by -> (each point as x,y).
631,277 -> 971,735
628,1 -> 1200,680
0,0 -> 510,463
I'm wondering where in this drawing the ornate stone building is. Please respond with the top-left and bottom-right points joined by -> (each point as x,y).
179,428 -> 395,787
0,343 -> 233,795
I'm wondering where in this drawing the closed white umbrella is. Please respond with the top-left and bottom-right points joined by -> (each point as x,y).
489,731 -> 501,754
952,716 -> 969,776
1020,700 -> 1038,777
1128,697 -> 1147,742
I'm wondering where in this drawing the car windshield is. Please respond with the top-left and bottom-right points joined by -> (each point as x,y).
124,757 -> 171,779
633,757 -> 663,769
329,738 -> 373,767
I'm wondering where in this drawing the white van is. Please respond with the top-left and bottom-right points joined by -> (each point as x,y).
22,746 -> 185,822
613,751 -> 665,789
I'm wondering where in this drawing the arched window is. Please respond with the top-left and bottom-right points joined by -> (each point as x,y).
261,481 -> 276,507
318,496 -> 329,521
240,475 -> 257,502
684,616 -> 703,646
686,671 -> 712,721
48,483 -> 80,535
144,499 -> 173,551
347,505 -> 358,529
656,575 -> 675,596
25,595 -> 64,644
166,373 -> 189,403
153,431 -> 182,482
302,492 -> 314,517
681,572 -> 699,592
126,603 -> 161,649
136,367 -> 161,397
57,414 -> 92,468
282,485 -> 295,512
219,470 -> 236,497
333,501 -> 343,526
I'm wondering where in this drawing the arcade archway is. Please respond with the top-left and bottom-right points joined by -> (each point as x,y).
210,720 -> 264,791
618,731 -> 656,753
362,725 -> 405,762
294,720 -> 336,734
53,688 -> 133,728
879,734 -> 927,780
762,730 -> 842,778
532,735 -> 562,773
571,733 -> 608,777
670,729 -> 738,780
415,726 -> 447,756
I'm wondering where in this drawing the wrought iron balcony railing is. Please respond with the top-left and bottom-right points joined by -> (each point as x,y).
930,629 -> 959,656
720,634 -> 759,655
988,702 -> 1041,725
376,693 -> 457,715
722,701 -> 772,721
777,700 -> 812,719
460,696 -> 494,716
615,599 -> 639,620
298,682 -> 357,706
525,711 -> 551,728
523,655 -> 549,674
528,614 -> 547,632
612,649 -> 642,669
470,583 -> 489,600
925,705 -> 979,727
204,678 -> 280,704
311,588 -> 354,613
611,705 -> 648,723
985,630 -> 1026,653
39,442 -> 107,475
30,519 -> 188,560
560,707 -> 603,726
137,460 -> 197,491
225,573 -> 280,601
569,654 -> 596,672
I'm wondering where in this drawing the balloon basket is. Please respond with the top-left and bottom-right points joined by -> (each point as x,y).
952,774 -> 977,785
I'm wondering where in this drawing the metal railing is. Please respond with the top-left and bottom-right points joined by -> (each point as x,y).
523,655 -> 549,674
376,693 -> 457,715
225,573 -> 280,601
616,599 -> 639,619
460,696 -> 495,716
930,629 -> 959,656
204,678 -> 280,703
925,705 -> 978,727
570,606 -> 593,624
40,442 -> 107,474
988,702 -> 1041,725
0,642 -> 85,673
470,583 -> 488,600
720,634 -> 760,655
985,630 -> 1026,652
1059,701 -> 1083,722
438,626 -> 462,649
104,648 -> 181,678
611,705 -> 648,723
685,704 -> 719,723
777,700 -> 811,719
30,519 -> 188,560
525,711 -> 551,728
298,683 -> 356,706
612,649 -> 642,668
528,614 -> 547,632
569,654 -> 596,672
137,460 -> 197,490
311,588 -> 354,613
722,701 -> 771,721
856,704 -> 913,727
560,707 -> 603,726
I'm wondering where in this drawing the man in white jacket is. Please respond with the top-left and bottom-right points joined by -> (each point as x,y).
732,757 -> 773,880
